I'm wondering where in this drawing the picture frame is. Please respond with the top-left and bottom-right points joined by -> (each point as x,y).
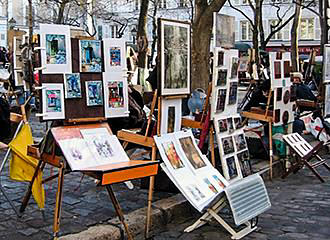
86,81 -> 103,106
325,84 -> 330,116
160,98 -> 182,134
323,44 -> 330,83
213,13 -> 235,49
159,18 -> 191,96
41,83 -> 65,120
64,73 -> 82,99
79,40 -> 102,72
103,38 -> 126,73
102,72 -> 129,118
216,69 -> 227,86
13,36 -> 24,86
40,24 -> 72,74
230,57 -> 239,79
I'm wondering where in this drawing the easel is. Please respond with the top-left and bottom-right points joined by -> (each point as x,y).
241,91 -> 274,179
19,122 -> 159,239
181,83 -> 216,166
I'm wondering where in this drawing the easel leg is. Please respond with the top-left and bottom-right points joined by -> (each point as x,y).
269,123 -> 273,180
20,160 -> 45,213
53,164 -> 65,239
106,185 -> 133,240
209,125 -> 216,167
145,146 -> 156,239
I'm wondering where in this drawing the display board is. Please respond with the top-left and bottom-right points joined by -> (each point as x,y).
158,18 -> 191,96
154,130 -> 229,212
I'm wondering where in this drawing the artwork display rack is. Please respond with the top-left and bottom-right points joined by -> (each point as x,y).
18,122 -> 159,240
181,83 -> 216,166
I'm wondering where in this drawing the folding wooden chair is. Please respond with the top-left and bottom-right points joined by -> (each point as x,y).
282,133 -> 330,182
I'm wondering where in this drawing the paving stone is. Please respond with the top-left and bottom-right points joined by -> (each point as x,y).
17,227 -> 40,236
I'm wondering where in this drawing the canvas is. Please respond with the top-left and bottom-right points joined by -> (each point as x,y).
103,38 -> 126,72
80,40 -> 102,72
227,117 -> 234,133
41,83 -> 65,120
40,24 -> 72,74
234,117 -> 243,129
86,81 -> 103,106
160,98 -> 182,134
179,136 -> 207,169
160,19 -> 191,95
64,73 -> 82,98
217,51 -> 224,67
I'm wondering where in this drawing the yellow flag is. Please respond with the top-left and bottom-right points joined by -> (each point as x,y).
8,123 -> 45,209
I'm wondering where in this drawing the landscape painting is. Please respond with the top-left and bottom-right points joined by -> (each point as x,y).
46,34 -> 66,64
80,40 -> 102,72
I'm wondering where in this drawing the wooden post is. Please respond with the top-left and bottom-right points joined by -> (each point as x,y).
53,163 -> 65,239
145,90 -> 158,138
106,185 -> 133,240
209,124 -> 216,166
269,122 -> 273,180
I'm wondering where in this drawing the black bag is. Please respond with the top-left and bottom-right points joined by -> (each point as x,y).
0,98 -> 10,141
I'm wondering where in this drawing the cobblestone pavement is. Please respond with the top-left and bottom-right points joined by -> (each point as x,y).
0,114 -> 173,239
136,167 -> 330,240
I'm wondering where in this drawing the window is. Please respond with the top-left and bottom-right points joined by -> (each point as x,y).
110,25 -> 119,38
300,18 -> 314,39
178,0 -> 188,7
240,21 -> 253,41
269,20 -> 282,40
158,0 -> 167,9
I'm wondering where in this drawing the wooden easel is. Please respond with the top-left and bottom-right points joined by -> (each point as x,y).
241,91 -> 274,179
19,122 -> 159,240
181,83 -> 216,166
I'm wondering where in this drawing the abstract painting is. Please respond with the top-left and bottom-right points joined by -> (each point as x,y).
103,39 -> 126,72
64,73 -> 82,99
86,81 -> 103,106
42,83 -> 65,120
46,34 -> 66,64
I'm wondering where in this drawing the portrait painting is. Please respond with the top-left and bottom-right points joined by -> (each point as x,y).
162,141 -> 184,169
86,81 -> 103,106
216,89 -> 226,113
276,88 -> 282,101
234,134 -> 247,151
218,118 -> 228,133
221,136 -> 234,155
80,40 -> 102,72
216,69 -> 227,86
64,73 -> 82,99
228,82 -> 238,105
46,34 -> 66,64
160,98 -> 182,134
284,61 -> 291,78
230,57 -> 239,79
237,150 -> 251,177
108,81 -> 124,108
179,136 -> 206,169
226,156 -> 238,179
203,178 -> 218,194
160,19 -> 191,95
234,117 -> 243,129
227,117 -> 234,132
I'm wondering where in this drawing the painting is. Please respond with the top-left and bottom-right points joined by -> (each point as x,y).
227,117 -> 234,132
226,156 -> 238,179
284,61 -> 291,78
217,51 -> 224,67
276,88 -> 282,101
216,89 -> 226,113
216,69 -> 227,86
86,81 -> 103,106
212,175 -> 225,188
214,13 -> 235,49
230,57 -> 239,79
325,84 -> 330,116
42,83 -> 65,120
228,82 -> 238,105
203,178 -> 218,194
234,117 -> 243,129
162,141 -> 184,169
274,61 -> 281,79
80,40 -> 102,72
218,118 -> 228,133
110,47 -> 121,66
179,136 -> 206,169
234,134 -> 247,151
160,98 -> 182,134
64,73 -> 82,99
40,24 -> 72,74
324,45 -> 330,82
237,150 -> 251,177
160,19 -> 191,95
108,81 -> 124,108
186,184 -> 206,202
168,106 -> 175,133
103,39 -> 126,72
221,136 -> 234,155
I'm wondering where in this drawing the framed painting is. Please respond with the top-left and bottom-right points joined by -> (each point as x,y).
324,44 -> 330,83
160,98 -> 182,134
86,81 -> 103,106
64,73 -> 82,99
159,18 -> 191,96
79,40 -> 102,72
102,72 -> 129,118
103,38 -> 126,73
213,13 -> 235,49
41,83 -> 65,120
40,24 -> 72,74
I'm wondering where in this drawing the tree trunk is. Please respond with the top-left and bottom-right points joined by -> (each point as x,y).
150,0 -> 159,68
291,0 -> 302,72
253,0 -> 261,73
56,0 -> 68,24
137,0 -> 149,88
258,0 -> 266,51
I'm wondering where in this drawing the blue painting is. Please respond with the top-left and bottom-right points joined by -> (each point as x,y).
86,81 -> 103,106
80,40 -> 102,72
64,73 -> 82,98
46,34 -> 66,64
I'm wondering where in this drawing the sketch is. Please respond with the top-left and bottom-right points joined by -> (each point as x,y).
218,118 -> 228,133
110,47 -> 121,66
216,69 -> 227,86
161,19 -> 190,95
230,57 -> 239,79
214,13 -> 235,49
234,117 -> 243,129
64,73 -> 82,98
179,136 -> 206,169
212,175 -> 225,188
203,178 -> 218,194
46,90 -> 62,112
226,156 -> 238,179
186,184 -> 205,202
221,136 -> 234,155
80,40 -> 102,72
86,81 -> 103,106
108,81 -> 124,108
162,141 -> 184,169
216,89 -> 226,113
46,34 -> 66,64
217,51 -> 224,67
234,134 -> 247,151
237,150 -> 251,177
228,82 -> 238,105
168,106 -> 175,133
227,117 -> 234,132
91,137 -> 114,158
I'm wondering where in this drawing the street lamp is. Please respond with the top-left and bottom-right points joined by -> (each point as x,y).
8,18 -> 16,30
131,27 -> 137,44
